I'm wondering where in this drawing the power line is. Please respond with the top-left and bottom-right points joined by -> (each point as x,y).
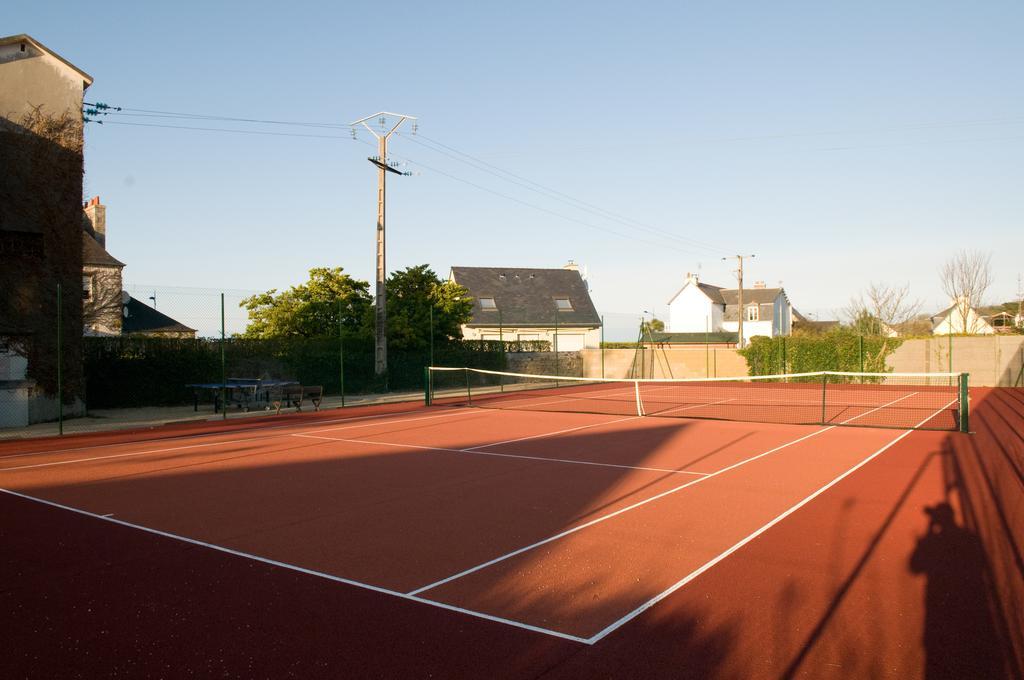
397,131 -> 729,255
99,120 -> 349,139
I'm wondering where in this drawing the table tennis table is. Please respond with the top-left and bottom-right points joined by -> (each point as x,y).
185,378 -> 299,413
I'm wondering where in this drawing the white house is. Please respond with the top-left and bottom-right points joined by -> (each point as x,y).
667,273 -> 793,345
931,298 -> 995,335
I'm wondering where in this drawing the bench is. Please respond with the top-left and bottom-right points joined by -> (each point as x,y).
269,383 -> 303,414
269,384 -> 323,414
302,385 -> 324,411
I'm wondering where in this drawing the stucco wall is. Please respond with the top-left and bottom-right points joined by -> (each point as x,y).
0,44 -> 86,119
668,283 -> 717,333
581,348 -> 748,379
887,335 -> 1024,387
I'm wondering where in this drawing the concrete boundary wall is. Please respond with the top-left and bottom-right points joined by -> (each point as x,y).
887,336 -> 1024,387
581,348 -> 747,380
582,338 -> 1024,386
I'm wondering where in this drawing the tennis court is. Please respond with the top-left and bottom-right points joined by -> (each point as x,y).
2,371 -> 1019,677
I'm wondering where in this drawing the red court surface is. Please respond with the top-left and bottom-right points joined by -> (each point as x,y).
2,389 -> 1022,678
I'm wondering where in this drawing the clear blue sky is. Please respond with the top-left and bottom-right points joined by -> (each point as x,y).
9,1 -> 1024,335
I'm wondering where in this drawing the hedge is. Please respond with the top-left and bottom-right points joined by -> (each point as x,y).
739,329 -> 903,378
83,336 -> 550,409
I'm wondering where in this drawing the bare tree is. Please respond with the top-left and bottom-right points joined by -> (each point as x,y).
843,282 -> 923,335
939,250 -> 993,334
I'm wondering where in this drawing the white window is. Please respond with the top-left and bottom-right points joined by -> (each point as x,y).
82,275 -> 93,301
554,297 -> 573,311
746,304 -> 759,321
479,297 -> 497,310
518,333 -> 539,341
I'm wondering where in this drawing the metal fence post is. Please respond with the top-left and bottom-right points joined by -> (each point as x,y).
339,298 -> 345,408
57,282 -> 63,436
859,334 -> 864,374
705,317 -> 710,377
600,315 -> 605,379
429,305 -> 434,369
948,333 -> 953,385
220,293 -> 226,420
498,308 -> 505,391
554,309 -> 559,377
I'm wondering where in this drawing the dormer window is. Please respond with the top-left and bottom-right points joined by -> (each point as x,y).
479,297 -> 497,311
746,304 -> 759,321
554,297 -> 573,311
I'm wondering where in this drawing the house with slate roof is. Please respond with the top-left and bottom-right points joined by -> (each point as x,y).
450,262 -> 602,350
667,272 -> 794,346
930,298 -> 995,335
81,196 -> 195,339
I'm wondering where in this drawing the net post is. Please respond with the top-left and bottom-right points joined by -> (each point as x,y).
958,372 -> 969,432
56,281 -> 63,436
820,372 -> 828,425
220,293 -> 226,420
423,367 -> 431,406
465,368 -> 472,405
633,380 -> 644,416
498,308 -> 505,392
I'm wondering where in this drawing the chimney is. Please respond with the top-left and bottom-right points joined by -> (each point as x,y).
83,196 -> 106,248
563,259 -> 580,272
685,271 -> 699,284
753,280 -> 766,289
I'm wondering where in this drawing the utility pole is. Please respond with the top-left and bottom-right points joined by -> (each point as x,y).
350,111 -> 417,378
722,254 -> 755,348
1017,273 -> 1023,329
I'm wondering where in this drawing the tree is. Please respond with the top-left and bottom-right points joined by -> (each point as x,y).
239,267 -> 371,338
648,318 -> 665,332
384,265 -> 473,351
843,282 -> 923,335
939,250 -> 993,334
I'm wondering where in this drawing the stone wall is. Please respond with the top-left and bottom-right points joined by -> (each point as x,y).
505,351 -> 583,377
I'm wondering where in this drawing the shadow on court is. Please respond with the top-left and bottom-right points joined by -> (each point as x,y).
3,390 -> 1023,678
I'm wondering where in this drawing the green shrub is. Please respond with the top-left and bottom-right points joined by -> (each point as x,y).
739,329 -> 902,379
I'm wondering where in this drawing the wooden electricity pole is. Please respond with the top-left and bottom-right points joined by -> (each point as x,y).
723,254 -> 755,348
350,111 -> 417,378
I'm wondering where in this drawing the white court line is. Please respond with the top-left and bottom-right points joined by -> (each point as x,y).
0,410 -> 480,472
407,390 -> 920,596
292,433 -> 711,477
585,396 -> 957,644
0,487 -> 588,644
462,416 -> 640,451
652,397 -> 736,417
0,406 -> 473,462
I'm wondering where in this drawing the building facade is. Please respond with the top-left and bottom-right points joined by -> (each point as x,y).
450,262 -> 602,351
0,34 -> 92,426
667,273 -> 794,345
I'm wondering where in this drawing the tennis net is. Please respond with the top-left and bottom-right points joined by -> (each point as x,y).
425,368 -> 969,432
